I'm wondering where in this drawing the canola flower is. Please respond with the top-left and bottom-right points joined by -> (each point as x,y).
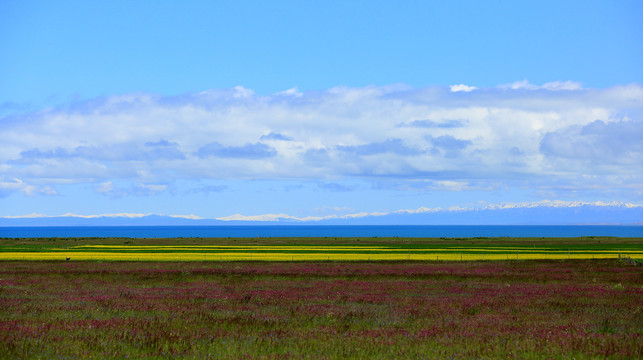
0,245 -> 641,262
67,245 -> 643,254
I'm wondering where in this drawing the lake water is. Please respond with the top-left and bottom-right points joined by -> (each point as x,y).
1,225 -> 642,238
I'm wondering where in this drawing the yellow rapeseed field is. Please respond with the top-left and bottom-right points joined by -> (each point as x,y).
1,245 -> 641,261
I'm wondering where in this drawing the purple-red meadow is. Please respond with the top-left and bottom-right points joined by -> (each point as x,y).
0,260 -> 641,359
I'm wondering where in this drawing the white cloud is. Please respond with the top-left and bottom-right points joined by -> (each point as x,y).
38,185 -> 58,196
94,181 -> 115,195
501,79 -> 583,91
450,84 -> 477,92
275,87 -> 303,97
232,85 -> 254,98
1,83 -> 641,199
470,200 -> 642,210
502,79 -> 536,90
0,178 -> 59,197
93,181 -> 169,198
136,183 -> 167,194
541,81 -> 583,91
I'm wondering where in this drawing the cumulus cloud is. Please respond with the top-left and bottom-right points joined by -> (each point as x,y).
1,82 -> 641,198
540,119 -> 643,165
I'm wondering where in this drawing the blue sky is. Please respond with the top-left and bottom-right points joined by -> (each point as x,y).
1,1 -> 642,222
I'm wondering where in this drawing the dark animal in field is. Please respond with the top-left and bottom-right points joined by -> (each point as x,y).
66,257 -> 70,261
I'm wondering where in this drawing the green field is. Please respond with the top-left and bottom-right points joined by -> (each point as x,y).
1,236 -> 641,262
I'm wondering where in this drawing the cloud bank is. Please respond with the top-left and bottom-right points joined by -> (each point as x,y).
1,81 -> 642,200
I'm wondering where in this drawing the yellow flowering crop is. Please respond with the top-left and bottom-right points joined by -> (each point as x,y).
0,244 -> 640,262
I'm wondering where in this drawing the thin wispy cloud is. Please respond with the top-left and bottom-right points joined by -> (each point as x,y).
196,142 -> 277,160
93,181 -> 170,199
396,119 -> 465,129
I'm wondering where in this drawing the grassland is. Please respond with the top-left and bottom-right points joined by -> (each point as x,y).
1,237 -> 642,359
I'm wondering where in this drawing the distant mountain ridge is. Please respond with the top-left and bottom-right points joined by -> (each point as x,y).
1,202 -> 641,226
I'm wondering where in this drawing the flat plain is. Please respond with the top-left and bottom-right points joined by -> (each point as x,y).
0,237 -> 641,359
